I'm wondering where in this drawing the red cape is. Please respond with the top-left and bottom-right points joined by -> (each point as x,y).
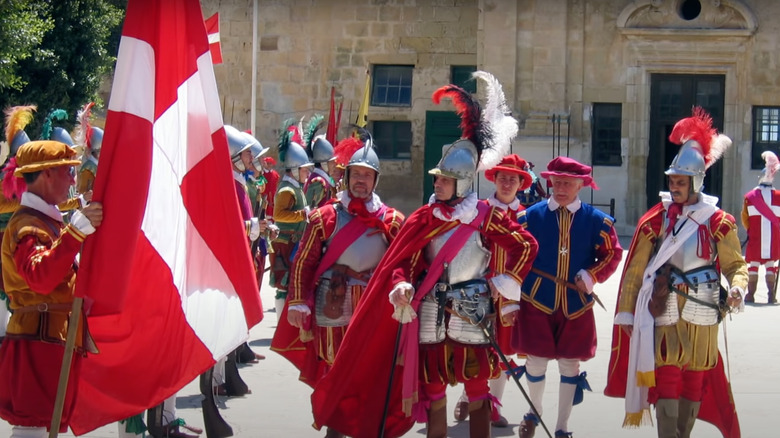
311,205 -> 448,438
604,202 -> 740,438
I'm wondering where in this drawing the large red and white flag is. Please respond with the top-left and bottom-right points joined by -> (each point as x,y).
205,12 -> 223,64
69,0 -> 262,433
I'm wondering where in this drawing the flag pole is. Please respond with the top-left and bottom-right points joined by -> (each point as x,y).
48,297 -> 84,438
250,0 -> 258,135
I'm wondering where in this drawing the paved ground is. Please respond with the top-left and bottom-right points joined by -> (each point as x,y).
1,236 -> 775,437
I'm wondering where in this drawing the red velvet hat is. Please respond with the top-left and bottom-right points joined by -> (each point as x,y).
540,156 -> 599,190
485,154 -> 533,190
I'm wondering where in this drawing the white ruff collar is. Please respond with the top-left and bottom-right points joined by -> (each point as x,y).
21,192 -> 63,222
282,174 -> 301,188
487,193 -> 520,213
428,192 -> 479,223
338,190 -> 384,213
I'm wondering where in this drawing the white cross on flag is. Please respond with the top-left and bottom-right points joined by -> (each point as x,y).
69,0 -> 261,433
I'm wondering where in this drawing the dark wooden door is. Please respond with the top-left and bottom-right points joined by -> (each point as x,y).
424,111 -> 461,203
647,74 -> 725,209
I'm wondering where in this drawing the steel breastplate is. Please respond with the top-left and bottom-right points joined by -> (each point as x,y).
326,205 -> 388,273
424,223 -> 490,284
664,217 -> 717,272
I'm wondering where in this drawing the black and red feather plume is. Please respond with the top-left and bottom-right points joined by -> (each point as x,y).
432,85 -> 490,154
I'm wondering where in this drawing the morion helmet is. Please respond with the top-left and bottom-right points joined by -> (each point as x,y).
666,107 -> 732,194
428,71 -> 519,198
224,125 -> 253,171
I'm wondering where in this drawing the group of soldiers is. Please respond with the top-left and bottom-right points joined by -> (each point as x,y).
0,70 -> 775,438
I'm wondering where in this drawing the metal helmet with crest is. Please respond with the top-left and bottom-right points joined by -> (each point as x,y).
302,114 -> 335,164
278,118 -> 313,170
759,150 -> 780,185
74,102 -> 104,160
224,124 -> 254,171
429,71 -> 519,198
41,109 -> 73,147
240,130 -> 269,171
666,106 -> 732,194
342,126 -> 381,190
3,105 -> 36,164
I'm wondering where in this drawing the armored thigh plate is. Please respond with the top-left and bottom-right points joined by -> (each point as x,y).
314,276 -> 354,327
419,297 -> 445,344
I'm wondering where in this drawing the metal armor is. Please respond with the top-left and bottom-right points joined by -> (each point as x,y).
314,205 -> 388,327
655,216 -> 721,326
418,224 -> 493,344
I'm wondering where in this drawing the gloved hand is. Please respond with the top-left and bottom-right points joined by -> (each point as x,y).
389,282 -> 416,323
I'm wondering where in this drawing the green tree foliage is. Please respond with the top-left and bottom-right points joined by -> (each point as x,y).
0,1 -> 52,92
0,0 -> 124,137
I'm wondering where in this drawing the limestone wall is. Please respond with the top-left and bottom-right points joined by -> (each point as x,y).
201,0 -> 478,215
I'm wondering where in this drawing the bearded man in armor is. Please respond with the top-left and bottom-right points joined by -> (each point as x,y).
741,150 -> 780,304
272,135 -> 404,438
605,107 -> 747,438
310,72 -> 538,438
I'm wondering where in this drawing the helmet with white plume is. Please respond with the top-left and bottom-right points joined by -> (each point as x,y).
759,150 -> 780,185
428,70 -> 519,198
666,106 -> 732,194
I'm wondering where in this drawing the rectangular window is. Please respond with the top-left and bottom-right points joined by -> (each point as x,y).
752,106 -> 780,169
591,103 -> 622,166
371,65 -> 413,107
371,121 -> 412,159
451,65 -> 477,94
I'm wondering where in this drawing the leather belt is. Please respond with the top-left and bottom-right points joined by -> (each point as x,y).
331,264 -> 372,282
13,302 -> 72,313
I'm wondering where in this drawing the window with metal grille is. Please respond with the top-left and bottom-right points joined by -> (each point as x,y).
371,121 -> 412,159
451,66 -> 477,94
752,106 -> 780,169
371,65 -> 413,107
591,103 -> 622,166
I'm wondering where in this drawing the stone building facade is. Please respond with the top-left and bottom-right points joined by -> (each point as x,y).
202,0 -> 779,235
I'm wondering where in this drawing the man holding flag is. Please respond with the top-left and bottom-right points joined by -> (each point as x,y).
61,0 -> 263,435
0,140 -> 103,438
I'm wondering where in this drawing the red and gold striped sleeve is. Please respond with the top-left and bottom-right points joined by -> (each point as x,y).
287,206 -> 337,306
482,206 -> 538,284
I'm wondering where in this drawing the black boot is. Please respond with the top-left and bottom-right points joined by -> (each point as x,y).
223,350 -> 251,396
147,403 -> 200,438
236,342 -> 264,363
200,368 -> 233,438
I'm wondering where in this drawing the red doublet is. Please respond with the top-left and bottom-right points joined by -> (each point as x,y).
262,169 -> 280,218
742,186 -> 780,263
481,199 -> 524,356
0,208 -> 86,430
271,200 -> 403,387
311,203 -> 537,438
